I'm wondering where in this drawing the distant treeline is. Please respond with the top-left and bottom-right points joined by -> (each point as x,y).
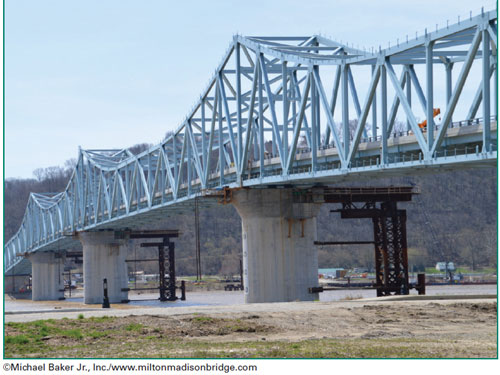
4,143 -> 497,276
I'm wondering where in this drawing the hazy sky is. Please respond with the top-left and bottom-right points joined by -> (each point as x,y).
4,0 -> 496,178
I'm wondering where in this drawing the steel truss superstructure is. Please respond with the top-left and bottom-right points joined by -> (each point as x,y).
5,10 -> 497,273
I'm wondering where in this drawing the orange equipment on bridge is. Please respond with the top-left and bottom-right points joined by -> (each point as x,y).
418,108 -> 441,129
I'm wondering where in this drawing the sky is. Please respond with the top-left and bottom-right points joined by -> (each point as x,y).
3,0 -> 497,179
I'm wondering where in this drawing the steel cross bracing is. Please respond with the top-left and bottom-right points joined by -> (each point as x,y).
5,10 -> 497,273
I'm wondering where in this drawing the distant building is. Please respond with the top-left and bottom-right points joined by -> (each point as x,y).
318,268 -> 345,279
435,262 -> 455,272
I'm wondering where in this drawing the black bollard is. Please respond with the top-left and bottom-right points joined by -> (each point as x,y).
416,273 -> 426,295
102,278 -> 110,308
180,280 -> 186,301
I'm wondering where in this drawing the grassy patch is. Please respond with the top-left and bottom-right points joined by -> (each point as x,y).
192,316 -> 214,323
89,316 -> 112,322
125,323 -> 144,332
5,335 -> 30,345
424,266 -> 496,275
4,310 -> 496,359
88,330 -> 110,339
60,329 -> 83,340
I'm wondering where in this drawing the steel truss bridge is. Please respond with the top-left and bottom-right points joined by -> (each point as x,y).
5,10 -> 497,274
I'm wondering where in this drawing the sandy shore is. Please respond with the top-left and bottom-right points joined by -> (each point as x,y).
4,293 -> 497,358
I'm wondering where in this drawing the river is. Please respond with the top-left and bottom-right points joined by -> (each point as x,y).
126,283 -> 497,307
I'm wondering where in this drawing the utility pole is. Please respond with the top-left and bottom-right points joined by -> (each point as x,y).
195,197 -> 202,281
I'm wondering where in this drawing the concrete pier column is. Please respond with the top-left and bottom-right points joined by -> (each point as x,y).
28,252 -> 65,301
232,189 -> 322,303
78,231 -> 129,304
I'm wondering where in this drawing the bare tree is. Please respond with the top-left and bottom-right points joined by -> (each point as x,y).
128,143 -> 152,155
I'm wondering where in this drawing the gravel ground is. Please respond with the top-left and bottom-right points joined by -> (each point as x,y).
3,294 -> 497,358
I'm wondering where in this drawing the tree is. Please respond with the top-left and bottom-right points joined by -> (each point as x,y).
128,143 -> 152,155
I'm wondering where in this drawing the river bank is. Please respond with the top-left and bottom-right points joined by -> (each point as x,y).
4,296 -> 497,358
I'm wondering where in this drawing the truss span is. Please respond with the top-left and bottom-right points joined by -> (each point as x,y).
5,10 -> 497,273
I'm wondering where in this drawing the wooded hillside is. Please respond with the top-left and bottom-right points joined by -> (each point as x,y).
4,150 -> 497,276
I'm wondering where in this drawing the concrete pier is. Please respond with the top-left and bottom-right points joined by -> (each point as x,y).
79,231 -> 129,304
28,252 -> 65,301
232,189 -> 322,303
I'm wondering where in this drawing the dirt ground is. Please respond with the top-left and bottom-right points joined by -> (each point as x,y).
4,299 -> 497,358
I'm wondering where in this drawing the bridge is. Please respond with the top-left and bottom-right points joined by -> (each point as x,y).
5,9 -> 497,303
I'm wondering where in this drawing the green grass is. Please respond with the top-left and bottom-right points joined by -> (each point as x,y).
5,328 -> 489,358
4,314 -> 495,359
9,336 -> 436,358
477,267 -> 497,274
5,335 -> 30,345
6,320 -> 84,340
424,266 -> 497,274
178,276 -> 221,282
192,316 -> 214,323
4,319 -> 86,356
61,329 -> 83,340
89,316 -> 112,322
88,330 -> 111,339
125,323 -> 144,332
133,338 -> 474,358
